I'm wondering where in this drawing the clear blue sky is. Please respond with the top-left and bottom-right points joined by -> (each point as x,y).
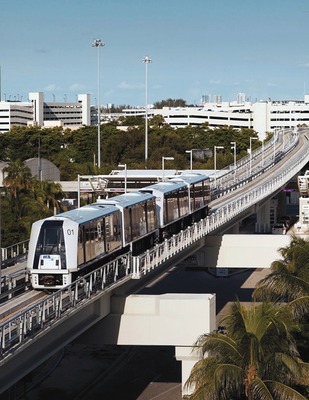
1,0 -> 309,106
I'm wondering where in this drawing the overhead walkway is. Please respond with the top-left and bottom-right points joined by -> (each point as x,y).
0,128 -> 309,396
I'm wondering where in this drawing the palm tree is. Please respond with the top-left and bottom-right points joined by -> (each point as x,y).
3,160 -> 33,200
185,300 -> 308,400
253,235 -> 309,320
33,179 -> 67,215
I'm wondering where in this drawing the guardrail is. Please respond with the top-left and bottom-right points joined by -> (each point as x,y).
1,240 -> 29,268
134,131 -> 307,275
0,128 -> 308,362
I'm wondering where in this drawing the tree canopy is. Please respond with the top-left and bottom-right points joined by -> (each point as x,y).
185,300 -> 309,400
0,120 -> 261,180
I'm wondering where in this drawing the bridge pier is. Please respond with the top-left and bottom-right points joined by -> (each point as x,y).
175,345 -> 201,396
78,293 -> 216,396
256,199 -> 271,233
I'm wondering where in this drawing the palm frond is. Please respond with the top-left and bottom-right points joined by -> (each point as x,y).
264,380 -> 308,400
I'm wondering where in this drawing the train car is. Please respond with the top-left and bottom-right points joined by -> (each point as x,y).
96,191 -> 158,255
27,176 -> 211,290
27,203 -> 123,289
170,173 -> 211,222
139,180 -> 190,240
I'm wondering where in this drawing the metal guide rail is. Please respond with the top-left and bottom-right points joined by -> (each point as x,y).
0,129 -> 309,361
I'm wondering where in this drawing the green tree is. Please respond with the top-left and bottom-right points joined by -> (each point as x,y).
33,179 -> 67,215
253,236 -> 309,365
3,160 -> 33,202
253,235 -> 309,320
185,301 -> 308,400
153,98 -> 187,108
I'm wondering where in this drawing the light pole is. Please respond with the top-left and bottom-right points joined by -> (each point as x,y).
249,137 -> 258,176
92,38 -> 105,170
162,156 -> 174,181
230,141 -> 236,182
273,130 -> 277,161
185,150 -> 193,170
118,163 -> 127,193
214,146 -> 224,186
142,55 -> 151,163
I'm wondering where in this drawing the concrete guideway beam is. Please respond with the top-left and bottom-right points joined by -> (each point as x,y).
201,234 -> 297,270
80,293 -> 216,396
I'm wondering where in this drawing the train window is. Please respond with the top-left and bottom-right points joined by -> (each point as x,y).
36,221 -> 64,254
147,199 -> 158,231
106,212 -> 121,251
77,227 -> 84,265
179,187 -> 189,216
131,202 -> 145,239
164,192 -> 179,224
33,220 -> 66,270
123,207 -> 131,243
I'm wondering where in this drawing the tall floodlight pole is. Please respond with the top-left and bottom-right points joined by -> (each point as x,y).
92,39 -> 105,170
214,146 -> 224,187
142,56 -> 152,163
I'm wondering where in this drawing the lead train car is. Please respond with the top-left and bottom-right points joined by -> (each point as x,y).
28,191 -> 158,290
27,203 -> 123,289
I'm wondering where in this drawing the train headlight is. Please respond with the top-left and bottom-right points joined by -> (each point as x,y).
63,274 -> 71,286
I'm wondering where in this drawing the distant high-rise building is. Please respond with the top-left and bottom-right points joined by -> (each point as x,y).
214,95 -> 222,104
237,92 -> 246,104
201,95 -> 210,104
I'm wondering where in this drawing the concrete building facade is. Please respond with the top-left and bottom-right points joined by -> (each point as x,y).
0,92 -> 91,132
122,95 -> 309,141
1,91 -> 309,140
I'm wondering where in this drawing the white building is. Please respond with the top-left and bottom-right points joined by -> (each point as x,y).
122,95 -> 309,141
2,91 -> 309,140
0,92 -> 91,133
0,101 -> 33,132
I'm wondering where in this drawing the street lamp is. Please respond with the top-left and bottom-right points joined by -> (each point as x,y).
162,156 -> 174,181
142,55 -> 152,163
249,137 -> 258,176
185,150 -> 193,170
118,163 -> 127,193
214,146 -> 224,186
273,130 -> 277,161
230,141 -> 236,182
92,38 -> 105,170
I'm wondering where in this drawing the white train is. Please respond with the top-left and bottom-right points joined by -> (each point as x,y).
27,173 -> 211,289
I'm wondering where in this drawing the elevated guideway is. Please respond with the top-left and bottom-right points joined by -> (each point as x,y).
0,128 -> 309,396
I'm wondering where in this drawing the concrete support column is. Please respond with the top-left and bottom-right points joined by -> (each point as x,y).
256,200 -> 271,233
277,190 -> 287,217
175,346 -> 201,396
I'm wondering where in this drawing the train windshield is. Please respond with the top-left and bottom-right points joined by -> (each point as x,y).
36,220 -> 65,254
